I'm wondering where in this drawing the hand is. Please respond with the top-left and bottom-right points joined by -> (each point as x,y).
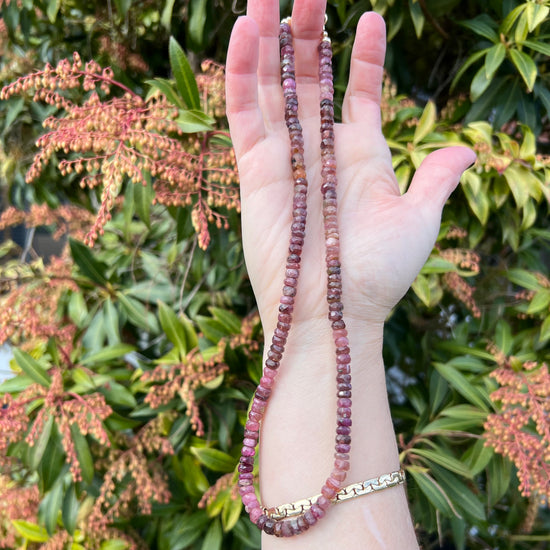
226,0 -> 475,334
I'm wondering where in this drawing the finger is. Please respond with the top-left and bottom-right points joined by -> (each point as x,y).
225,17 -> 266,159
247,0 -> 284,126
342,12 -> 386,126
290,0 -> 327,119
405,146 -> 477,216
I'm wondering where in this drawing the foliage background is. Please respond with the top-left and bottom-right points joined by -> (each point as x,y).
0,0 -> 549,549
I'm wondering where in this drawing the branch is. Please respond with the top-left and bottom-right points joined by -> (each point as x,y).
418,0 -> 450,40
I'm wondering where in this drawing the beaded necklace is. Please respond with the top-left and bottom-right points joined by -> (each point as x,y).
237,18 -> 352,538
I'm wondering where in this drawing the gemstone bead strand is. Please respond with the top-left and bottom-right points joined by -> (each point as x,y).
237,19 -> 352,537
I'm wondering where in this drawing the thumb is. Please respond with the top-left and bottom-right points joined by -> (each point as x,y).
405,146 -> 476,217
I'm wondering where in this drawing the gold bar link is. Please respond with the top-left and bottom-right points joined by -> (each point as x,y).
264,469 -> 405,521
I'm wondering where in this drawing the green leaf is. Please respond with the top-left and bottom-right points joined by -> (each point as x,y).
145,77 -> 184,107
41,477 -> 64,535
495,320 -> 513,355
161,0 -> 176,30
210,307 -> 242,334
521,38 -> 550,57
117,292 -> 160,333
13,349 -> 51,387
196,316 -> 232,342
413,101 -> 436,144
461,172 -> 489,225
177,109 -> 215,133
514,11 -> 529,43
70,424 -> 94,484
101,380 -> 137,408
47,0 -> 60,22
430,464 -> 486,521
463,438 -> 494,476
201,518 -> 222,550
540,314 -> 550,343
100,541 -> 129,550
189,0 -> 208,47
39,430 -> 66,491
158,301 -> 188,354
169,37 -> 200,110
509,48 -> 537,91
421,415 -> 484,434
451,49 -> 490,91
500,4 -> 526,35
133,177 -> 154,228
80,343 -> 135,366
103,298 -> 121,345
487,454 -> 512,505
485,43 -> 506,79
503,164 -> 530,208
113,0 -> 132,17
29,414 -> 54,470
408,467 -> 455,517
460,15 -> 498,42
190,447 -> 238,473
408,0 -> 425,38
412,448 -> 473,478
527,289 -> 550,314
507,268 -> 542,291
62,484 -> 79,534
69,238 -> 108,286
2,97 -> 24,135
222,492 -> 242,532
411,274 -> 443,308
470,65 -> 492,102
12,520 -> 49,542
493,80 -> 521,128
525,3 -> 549,32
0,374 -> 33,393
181,315 -> 199,350
433,362 -> 491,411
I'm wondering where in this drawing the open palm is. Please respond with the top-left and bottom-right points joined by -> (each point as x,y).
226,0 -> 475,336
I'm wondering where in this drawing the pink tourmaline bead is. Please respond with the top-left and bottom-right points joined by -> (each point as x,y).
260,376 -> 274,388
263,368 -> 277,379
321,484 -> 337,499
243,438 -> 256,448
242,492 -> 258,506
311,504 -> 325,519
304,509 -> 317,526
331,469 -> 346,482
251,400 -> 265,414
249,411 -> 262,422
335,336 -> 349,347
245,420 -> 259,432
337,397 -> 352,408
317,495 -> 331,510
334,458 -> 350,470
241,446 -> 255,457
249,507 -> 263,524
239,485 -> 255,496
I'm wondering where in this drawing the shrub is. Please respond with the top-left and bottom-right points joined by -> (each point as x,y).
0,1 -> 549,549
